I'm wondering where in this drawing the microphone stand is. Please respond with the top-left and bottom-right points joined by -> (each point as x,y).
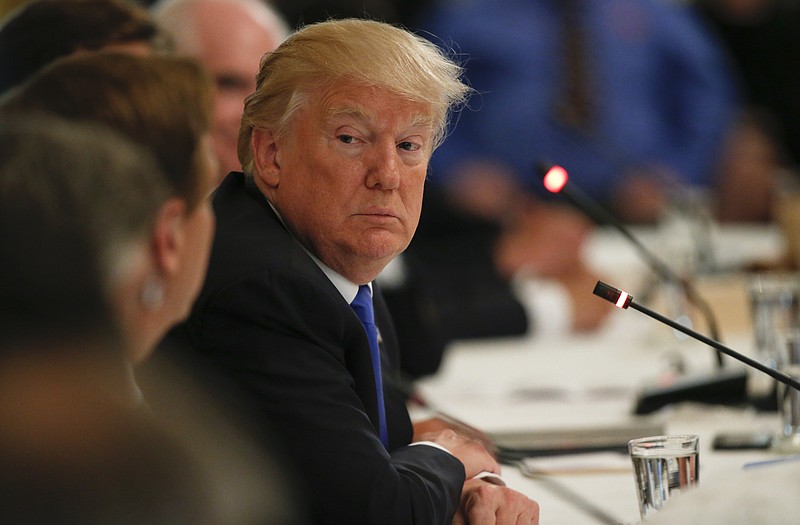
536,161 -> 725,368
594,281 -> 800,392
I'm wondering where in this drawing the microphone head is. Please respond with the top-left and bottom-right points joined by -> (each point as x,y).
536,162 -> 569,194
593,281 -> 632,309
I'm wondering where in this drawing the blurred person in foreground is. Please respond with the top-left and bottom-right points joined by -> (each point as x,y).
0,116 -> 299,525
0,52 -> 290,495
153,0 -> 289,184
166,18 -> 540,525
0,117 -> 205,525
0,0 -> 164,93
0,51 -> 216,365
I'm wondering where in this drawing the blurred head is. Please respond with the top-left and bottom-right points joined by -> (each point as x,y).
0,52 -> 217,363
0,0 -> 163,93
0,117 -> 167,359
154,0 -> 289,183
241,19 -> 469,283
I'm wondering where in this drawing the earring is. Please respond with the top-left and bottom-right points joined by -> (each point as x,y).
140,277 -> 165,310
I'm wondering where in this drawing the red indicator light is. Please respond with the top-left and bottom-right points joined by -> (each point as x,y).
542,165 -> 568,193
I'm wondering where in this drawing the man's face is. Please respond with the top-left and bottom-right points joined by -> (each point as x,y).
257,83 -> 433,284
186,3 -> 283,183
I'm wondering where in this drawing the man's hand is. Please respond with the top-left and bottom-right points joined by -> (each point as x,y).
553,262 -> 613,332
452,478 -> 540,525
416,429 -> 500,479
493,201 -> 611,332
493,202 -> 591,280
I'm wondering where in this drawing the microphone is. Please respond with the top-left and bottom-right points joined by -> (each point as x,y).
537,161 -> 725,368
594,280 -> 800,395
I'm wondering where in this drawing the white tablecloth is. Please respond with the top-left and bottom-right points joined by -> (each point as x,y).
414,224 -> 793,524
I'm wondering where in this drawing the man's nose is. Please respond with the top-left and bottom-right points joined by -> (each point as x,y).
365,143 -> 400,190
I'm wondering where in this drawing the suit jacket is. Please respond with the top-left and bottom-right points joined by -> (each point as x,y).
166,172 -> 465,525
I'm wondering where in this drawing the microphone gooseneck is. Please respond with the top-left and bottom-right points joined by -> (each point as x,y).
594,281 -> 800,392
536,161 -> 725,368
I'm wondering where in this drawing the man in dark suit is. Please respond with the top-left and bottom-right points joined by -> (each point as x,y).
167,18 -> 539,525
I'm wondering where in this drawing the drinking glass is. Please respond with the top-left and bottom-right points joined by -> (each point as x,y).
747,273 -> 800,402
773,329 -> 800,453
628,434 -> 699,520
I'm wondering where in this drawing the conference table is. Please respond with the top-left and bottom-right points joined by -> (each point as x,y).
413,224 -> 794,524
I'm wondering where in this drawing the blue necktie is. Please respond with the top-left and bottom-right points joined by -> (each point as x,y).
351,285 -> 389,449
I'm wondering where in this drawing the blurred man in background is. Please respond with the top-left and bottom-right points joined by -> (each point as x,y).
153,0 -> 289,183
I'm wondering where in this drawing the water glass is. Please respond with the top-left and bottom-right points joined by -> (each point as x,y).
748,273 -> 800,359
748,273 -> 800,400
773,329 -> 800,453
628,434 -> 699,520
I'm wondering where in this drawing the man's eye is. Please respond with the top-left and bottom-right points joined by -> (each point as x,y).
338,134 -> 356,144
398,141 -> 420,151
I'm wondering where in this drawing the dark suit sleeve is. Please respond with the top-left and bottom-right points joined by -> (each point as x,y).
188,270 -> 465,525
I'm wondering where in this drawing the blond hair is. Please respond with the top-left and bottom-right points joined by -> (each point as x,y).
238,18 -> 470,175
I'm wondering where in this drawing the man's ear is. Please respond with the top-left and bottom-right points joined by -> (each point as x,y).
151,198 -> 187,276
251,128 -> 281,188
